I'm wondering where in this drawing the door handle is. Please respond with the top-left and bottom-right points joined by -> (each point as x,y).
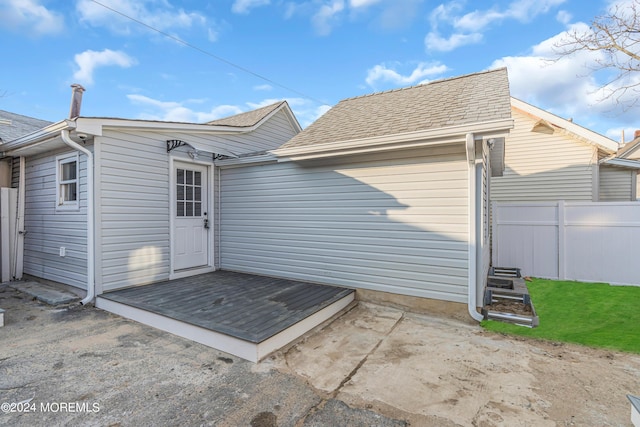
204,212 -> 209,229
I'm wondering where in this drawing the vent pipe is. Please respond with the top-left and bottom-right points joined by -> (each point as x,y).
69,84 -> 86,119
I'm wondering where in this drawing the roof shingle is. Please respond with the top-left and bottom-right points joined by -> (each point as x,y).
206,101 -> 285,127
0,110 -> 52,143
279,68 -> 511,150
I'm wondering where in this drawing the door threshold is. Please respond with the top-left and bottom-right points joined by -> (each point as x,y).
170,266 -> 215,280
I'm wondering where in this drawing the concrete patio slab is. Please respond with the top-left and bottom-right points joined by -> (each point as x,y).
283,303 -> 403,393
8,281 -> 80,305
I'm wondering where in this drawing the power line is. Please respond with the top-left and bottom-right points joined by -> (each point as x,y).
89,0 -> 323,104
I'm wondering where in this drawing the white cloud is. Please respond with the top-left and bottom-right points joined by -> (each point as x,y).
76,0 -> 208,35
454,0 -> 567,32
231,0 -> 270,14
490,23 -> 640,138
127,94 -> 243,122
73,49 -> 136,86
425,31 -> 483,52
253,84 -> 273,91
0,0 -> 64,35
376,0 -> 422,30
365,62 -> 449,87
246,98 -> 285,109
125,94 -> 327,128
426,0 -> 565,52
312,0 -> 345,36
349,0 -> 381,8
556,10 -> 572,25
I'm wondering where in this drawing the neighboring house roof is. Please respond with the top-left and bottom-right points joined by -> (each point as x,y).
616,136 -> 640,160
273,68 -> 513,160
601,135 -> 640,169
510,97 -> 620,153
207,101 -> 299,130
1,102 -> 300,158
0,110 -> 52,143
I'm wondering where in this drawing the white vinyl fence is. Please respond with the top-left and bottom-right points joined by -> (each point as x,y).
492,201 -> 640,286
0,187 -> 18,282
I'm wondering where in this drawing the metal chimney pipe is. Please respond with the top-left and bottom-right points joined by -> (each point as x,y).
69,84 -> 86,119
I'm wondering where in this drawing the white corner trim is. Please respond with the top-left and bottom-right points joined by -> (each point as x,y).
466,133 -> 483,322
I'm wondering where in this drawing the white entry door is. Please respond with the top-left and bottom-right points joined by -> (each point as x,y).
173,163 -> 209,270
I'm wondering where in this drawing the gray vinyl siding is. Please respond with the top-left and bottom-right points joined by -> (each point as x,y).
220,109 -> 298,152
97,130 -> 173,291
492,109 -> 596,202
599,166 -> 634,201
220,146 -> 471,303
23,149 -> 89,289
96,111 -> 298,292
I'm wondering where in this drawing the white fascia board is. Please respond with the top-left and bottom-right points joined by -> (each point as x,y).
252,102 -> 302,133
94,118 -> 250,134
79,118 -> 247,158
272,118 -> 514,161
214,153 -> 278,168
600,157 -> 640,169
511,97 -> 619,152
279,103 -> 303,133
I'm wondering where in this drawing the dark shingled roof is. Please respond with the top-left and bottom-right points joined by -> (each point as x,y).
206,101 -> 285,127
279,68 -> 511,150
0,110 -> 52,142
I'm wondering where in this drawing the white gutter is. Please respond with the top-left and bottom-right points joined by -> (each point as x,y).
272,118 -> 514,160
60,129 -> 95,305
599,157 -> 640,169
466,133 -> 483,322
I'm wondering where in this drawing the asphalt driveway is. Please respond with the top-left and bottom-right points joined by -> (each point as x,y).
1,284 -> 639,426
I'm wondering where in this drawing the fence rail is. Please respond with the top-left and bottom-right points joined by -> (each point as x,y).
492,201 -> 640,286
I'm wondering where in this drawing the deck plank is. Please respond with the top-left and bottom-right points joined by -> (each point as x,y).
100,270 -> 353,343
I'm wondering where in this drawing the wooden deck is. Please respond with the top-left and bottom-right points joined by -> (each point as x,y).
95,271 -> 355,362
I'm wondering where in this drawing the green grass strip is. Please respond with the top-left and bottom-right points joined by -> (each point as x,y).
481,278 -> 640,353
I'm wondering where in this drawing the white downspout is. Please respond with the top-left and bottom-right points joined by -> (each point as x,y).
15,156 -> 26,280
466,133 -> 483,322
61,129 -> 95,305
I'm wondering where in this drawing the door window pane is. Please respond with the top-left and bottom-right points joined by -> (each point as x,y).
176,168 -> 204,218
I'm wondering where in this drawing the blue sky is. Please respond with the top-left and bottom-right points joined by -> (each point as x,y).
1,0 -> 638,141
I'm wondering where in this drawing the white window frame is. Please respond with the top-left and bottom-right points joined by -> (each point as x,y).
56,152 -> 79,211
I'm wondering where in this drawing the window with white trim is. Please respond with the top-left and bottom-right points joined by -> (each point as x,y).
56,153 -> 79,209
